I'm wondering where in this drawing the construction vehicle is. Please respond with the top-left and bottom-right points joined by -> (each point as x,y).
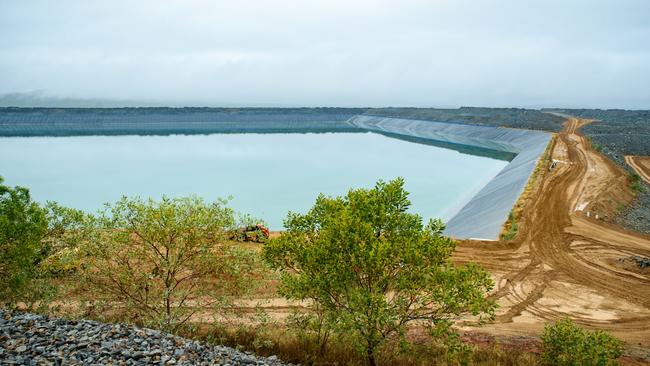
230,224 -> 270,243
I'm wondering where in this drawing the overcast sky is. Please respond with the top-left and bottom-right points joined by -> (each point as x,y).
1,0 -> 649,108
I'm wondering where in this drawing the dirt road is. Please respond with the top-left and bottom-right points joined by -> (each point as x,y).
626,155 -> 650,184
456,118 -> 650,349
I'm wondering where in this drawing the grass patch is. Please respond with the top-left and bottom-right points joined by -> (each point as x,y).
629,173 -> 646,194
501,211 -> 519,241
584,136 -> 602,152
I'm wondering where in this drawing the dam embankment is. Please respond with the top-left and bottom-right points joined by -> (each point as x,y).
348,115 -> 552,240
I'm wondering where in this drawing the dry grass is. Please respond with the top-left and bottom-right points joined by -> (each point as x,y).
177,323 -> 541,366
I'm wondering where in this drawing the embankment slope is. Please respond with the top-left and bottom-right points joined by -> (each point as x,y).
347,115 -> 552,240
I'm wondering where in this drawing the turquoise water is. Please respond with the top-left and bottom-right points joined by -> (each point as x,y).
0,132 -> 508,229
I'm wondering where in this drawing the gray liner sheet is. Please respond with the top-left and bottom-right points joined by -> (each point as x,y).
348,115 -> 552,240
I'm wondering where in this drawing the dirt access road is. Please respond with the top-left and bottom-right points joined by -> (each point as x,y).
625,155 -> 650,184
456,117 -> 650,350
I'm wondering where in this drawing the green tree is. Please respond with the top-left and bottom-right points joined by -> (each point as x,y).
541,318 -> 623,366
79,195 -> 259,330
0,177 -> 48,305
263,178 -> 496,366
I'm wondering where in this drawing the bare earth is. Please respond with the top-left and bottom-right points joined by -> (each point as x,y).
455,118 -> 650,355
626,155 -> 650,184
241,118 -> 650,360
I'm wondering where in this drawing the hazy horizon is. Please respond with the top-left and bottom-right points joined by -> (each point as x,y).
1,1 -> 649,109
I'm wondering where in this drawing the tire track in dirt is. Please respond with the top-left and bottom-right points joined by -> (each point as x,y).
456,117 -> 650,346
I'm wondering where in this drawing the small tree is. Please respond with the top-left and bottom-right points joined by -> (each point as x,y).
541,319 -> 623,366
0,177 -> 48,305
79,195 -> 258,330
263,178 -> 496,366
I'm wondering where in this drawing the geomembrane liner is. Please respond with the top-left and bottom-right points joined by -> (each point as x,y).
348,115 -> 552,240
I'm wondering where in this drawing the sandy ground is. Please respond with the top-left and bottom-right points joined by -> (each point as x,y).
236,118 -> 650,359
626,155 -> 650,184
454,118 -> 650,355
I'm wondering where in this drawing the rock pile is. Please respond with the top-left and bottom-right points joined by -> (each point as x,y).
618,256 -> 650,270
0,310 -> 291,365
631,256 -> 650,269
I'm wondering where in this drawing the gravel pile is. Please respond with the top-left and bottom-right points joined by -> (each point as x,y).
0,310 -> 292,365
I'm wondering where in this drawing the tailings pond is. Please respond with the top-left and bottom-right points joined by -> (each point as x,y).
0,132 -> 508,229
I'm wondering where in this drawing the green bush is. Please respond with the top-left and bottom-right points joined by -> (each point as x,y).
0,177 -> 48,305
541,319 -> 623,366
264,178 -> 496,366
629,173 -> 646,193
78,196 -> 260,330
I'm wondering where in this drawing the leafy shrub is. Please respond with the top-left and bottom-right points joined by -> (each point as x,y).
541,319 -> 623,366
264,178 -> 496,366
78,195 -> 260,330
0,177 -> 48,305
629,173 -> 646,194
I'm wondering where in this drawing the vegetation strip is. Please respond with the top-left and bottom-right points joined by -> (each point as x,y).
500,134 -> 557,240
